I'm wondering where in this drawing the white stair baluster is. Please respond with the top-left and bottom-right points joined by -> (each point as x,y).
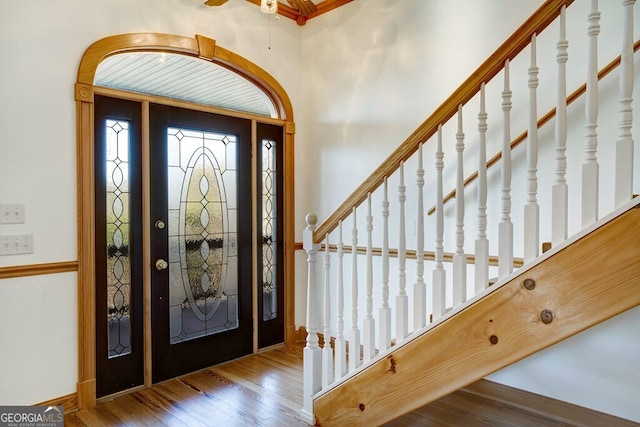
363,193 -> 375,361
524,33 -> 540,264
582,0 -> 600,227
378,178 -> 392,350
321,234 -> 333,388
615,0 -> 635,207
499,60 -> 514,278
414,144 -> 426,330
476,84 -> 489,294
349,207 -> 361,371
396,162 -> 409,341
334,221 -> 347,381
453,105 -> 467,307
301,214 -> 321,425
553,6 -> 569,246
432,125 -> 446,319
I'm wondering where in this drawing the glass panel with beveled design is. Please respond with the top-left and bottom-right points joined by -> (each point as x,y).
167,127 -> 239,344
105,119 -> 132,358
262,139 -> 277,321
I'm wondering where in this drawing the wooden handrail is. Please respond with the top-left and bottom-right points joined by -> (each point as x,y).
313,0 -> 574,243
428,38 -> 640,216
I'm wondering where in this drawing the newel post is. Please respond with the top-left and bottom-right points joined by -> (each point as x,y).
301,213 -> 321,425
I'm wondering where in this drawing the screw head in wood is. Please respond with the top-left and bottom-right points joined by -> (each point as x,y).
541,309 -> 554,324
523,278 -> 536,290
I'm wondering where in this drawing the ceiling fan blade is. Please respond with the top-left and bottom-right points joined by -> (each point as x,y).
286,0 -> 317,17
204,0 -> 229,6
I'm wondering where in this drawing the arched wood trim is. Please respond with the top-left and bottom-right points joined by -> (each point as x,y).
76,33 -> 293,119
76,33 -> 296,409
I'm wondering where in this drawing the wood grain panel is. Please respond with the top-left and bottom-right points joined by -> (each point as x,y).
141,101 -> 152,388
64,344 -> 636,426
307,0 -> 354,20
76,96 -> 97,410
0,261 -> 77,280
245,0 -> 353,25
314,205 -> 640,426
285,122 -> 297,345
37,392 -> 78,413
462,379 -> 640,427
287,0 -> 317,17
66,345 -> 308,426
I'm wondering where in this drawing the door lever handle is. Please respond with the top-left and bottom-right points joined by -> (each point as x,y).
155,259 -> 168,271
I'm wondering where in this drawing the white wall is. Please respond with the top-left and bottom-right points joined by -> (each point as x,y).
0,274 -> 77,405
298,0 -> 640,422
0,0 -> 302,405
298,0 -> 546,222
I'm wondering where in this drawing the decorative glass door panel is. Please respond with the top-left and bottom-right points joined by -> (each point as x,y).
94,95 -> 144,398
256,123 -> 284,348
261,137 -> 277,322
106,118 -> 133,357
150,104 -> 252,383
167,127 -> 239,344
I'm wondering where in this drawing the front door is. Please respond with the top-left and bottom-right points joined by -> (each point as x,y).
149,103 -> 253,382
94,96 -> 282,396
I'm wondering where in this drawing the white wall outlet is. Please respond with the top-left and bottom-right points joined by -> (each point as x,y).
0,234 -> 34,255
0,204 -> 26,224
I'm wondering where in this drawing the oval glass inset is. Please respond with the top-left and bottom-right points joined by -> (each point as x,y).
112,165 -> 124,188
112,229 -> 123,249
179,148 -> 227,321
112,197 -> 124,218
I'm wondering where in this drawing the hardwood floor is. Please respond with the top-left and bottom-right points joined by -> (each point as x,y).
387,390 -> 572,427
66,344 -> 638,426
66,345 -> 308,427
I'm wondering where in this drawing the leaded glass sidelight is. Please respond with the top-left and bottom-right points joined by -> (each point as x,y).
262,139 -> 277,321
105,119 -> 132,358
167,127 -> 239,344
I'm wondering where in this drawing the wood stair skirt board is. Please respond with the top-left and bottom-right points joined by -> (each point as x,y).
313,204 -> 640,426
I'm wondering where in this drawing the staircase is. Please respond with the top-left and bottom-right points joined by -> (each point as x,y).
300,0 -> 639,425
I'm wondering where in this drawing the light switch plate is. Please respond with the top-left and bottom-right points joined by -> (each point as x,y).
0,235 -> 34,255
0,204 -> 26,224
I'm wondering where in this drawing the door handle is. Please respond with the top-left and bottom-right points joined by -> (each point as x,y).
155,259 -> 168,271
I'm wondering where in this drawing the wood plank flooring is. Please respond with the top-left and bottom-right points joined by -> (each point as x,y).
66,344 -> 636,426
66,345 -> 307,427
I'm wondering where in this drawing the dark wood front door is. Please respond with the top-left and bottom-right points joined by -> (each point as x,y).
149,104 -> 253,383
94,96 -> 284,397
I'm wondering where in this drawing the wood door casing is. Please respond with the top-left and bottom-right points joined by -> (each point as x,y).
76,33 -> 296,409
